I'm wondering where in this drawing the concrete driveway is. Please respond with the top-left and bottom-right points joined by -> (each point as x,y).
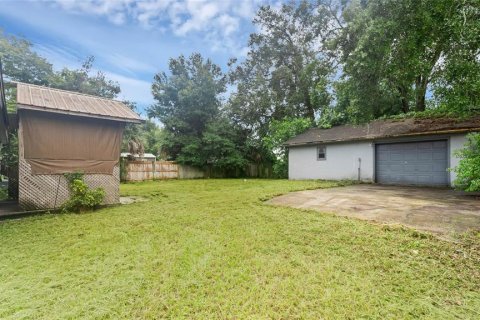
269,184 -> 480,235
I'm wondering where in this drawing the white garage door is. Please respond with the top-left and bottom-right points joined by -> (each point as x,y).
375,140 -> 448,186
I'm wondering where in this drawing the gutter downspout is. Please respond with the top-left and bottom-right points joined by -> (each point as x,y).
357,157 -> 362,181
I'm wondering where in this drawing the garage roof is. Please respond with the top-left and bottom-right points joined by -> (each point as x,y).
285,117 -> 480,146
15,82 -> 142,123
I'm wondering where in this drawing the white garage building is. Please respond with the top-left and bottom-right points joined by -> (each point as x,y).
285,117 -> 480,187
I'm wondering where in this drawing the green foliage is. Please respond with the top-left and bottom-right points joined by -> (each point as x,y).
432,0 -> 480,115
48,56 -> 120,99
0,186 -> 7,201
197,117 -> 247,170
148,53 -> 246,169
0,30 -> 53,85
263,117 -> 312,177
122,109 -> 166,158
453,133 -> 480,192
334,0 -> 479,122
0,132 -> 18,167
224,1 -> 342,169
228,1 -> 337,135
62,172 -> 105,213
0,31 -> 120,99
119,158 -> 127,182
317,108 -> 347,129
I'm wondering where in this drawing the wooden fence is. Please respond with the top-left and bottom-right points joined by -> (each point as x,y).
122,160 -> 204,181
121,159 -> 273,182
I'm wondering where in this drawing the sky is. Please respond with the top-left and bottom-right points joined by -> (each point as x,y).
0,0 -> 275,115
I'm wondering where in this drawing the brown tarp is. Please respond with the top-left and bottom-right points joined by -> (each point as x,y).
22,110 -> 124,174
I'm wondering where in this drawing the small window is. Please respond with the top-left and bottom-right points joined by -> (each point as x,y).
317,145 -> 326,160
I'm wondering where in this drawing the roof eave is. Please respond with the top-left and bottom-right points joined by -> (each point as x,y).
17,103 -> 143,124
284,128 -> 480,147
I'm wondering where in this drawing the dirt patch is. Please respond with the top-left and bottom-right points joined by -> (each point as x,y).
119,196 -> 149,205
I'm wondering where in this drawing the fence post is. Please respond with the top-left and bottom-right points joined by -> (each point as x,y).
153,159 -> 156,180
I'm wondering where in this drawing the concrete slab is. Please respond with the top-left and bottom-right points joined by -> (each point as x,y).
269,184 -> 480,235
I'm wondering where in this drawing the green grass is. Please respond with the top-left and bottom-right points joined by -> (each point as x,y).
0,179 -> 479,319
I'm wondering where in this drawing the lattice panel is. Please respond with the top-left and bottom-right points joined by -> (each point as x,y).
19,159 -> 120,210
17,117 -> 120,210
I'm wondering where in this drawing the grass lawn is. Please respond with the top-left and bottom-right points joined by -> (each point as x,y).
1,179 -> 479,319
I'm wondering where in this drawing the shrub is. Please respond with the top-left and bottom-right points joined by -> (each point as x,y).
453,133 -> 480,192
62,172 -> 106,213
262,117 -> 312,178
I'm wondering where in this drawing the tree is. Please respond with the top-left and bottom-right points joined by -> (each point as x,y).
432,0 -> 480,115
227,0 -> 340,165
121,101 -> 165,157
49,56 -> 120,98
452,133 -> 480,192
0,30 -> 53,85
230,1 -> 332,130
334,0 -> 479,121
0,31 -> 120,99
148,53 -> 245,169
262,117 -> 312,177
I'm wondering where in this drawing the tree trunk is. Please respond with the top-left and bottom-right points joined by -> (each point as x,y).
415,75 -> 428,112
397,86 -> 410,113
304,89 -> 315,121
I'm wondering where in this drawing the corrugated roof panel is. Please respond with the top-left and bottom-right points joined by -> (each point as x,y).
15,82 -> 142,123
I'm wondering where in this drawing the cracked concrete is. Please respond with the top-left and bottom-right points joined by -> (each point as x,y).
269,184 -> 480,235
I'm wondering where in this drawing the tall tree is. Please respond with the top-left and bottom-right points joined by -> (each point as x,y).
49,56 -> 120,98
229,1 -> 338,127
148,53 -> 245,169
334,0 -> 479,121
0,30 -> 53,85
0,31 -> 120,99
227,1 -> 341,163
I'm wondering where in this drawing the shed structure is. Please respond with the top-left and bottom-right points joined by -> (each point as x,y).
14,82 -> 141,209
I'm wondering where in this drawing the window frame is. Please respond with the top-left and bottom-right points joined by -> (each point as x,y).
317,145 -> 327,161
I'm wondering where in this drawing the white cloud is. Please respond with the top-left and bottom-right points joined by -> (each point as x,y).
50,0 -> 266,54
108,53 -> 157,75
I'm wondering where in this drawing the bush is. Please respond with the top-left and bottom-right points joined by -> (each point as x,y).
62,172 -> 106,213
453,133 -> 480,192
262,117 -> 312,178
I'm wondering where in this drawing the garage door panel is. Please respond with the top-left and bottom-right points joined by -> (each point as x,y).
418,152 -> 433,160
416,164 -> 433,172
417,176 -> 434,184
403,143 -> 418,150
417,142 -> 433,149
377,153 -> 390,161
432,161 -> 447,170
433,141 -> 447,149
376,140 -> 448,186
433,151 -> 447,160
404,164 -> 416,172
389,164 -> 404,172
390,153 -> 404,161
404,153 -> 417,160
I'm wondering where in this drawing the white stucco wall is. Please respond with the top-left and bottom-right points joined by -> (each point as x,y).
449,134 -> 469,187
288,141 -> 374,181
289,133 -> 473,187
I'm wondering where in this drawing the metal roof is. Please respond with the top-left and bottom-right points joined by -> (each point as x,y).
15,82 -> 142,123
285,117 -> 480,146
